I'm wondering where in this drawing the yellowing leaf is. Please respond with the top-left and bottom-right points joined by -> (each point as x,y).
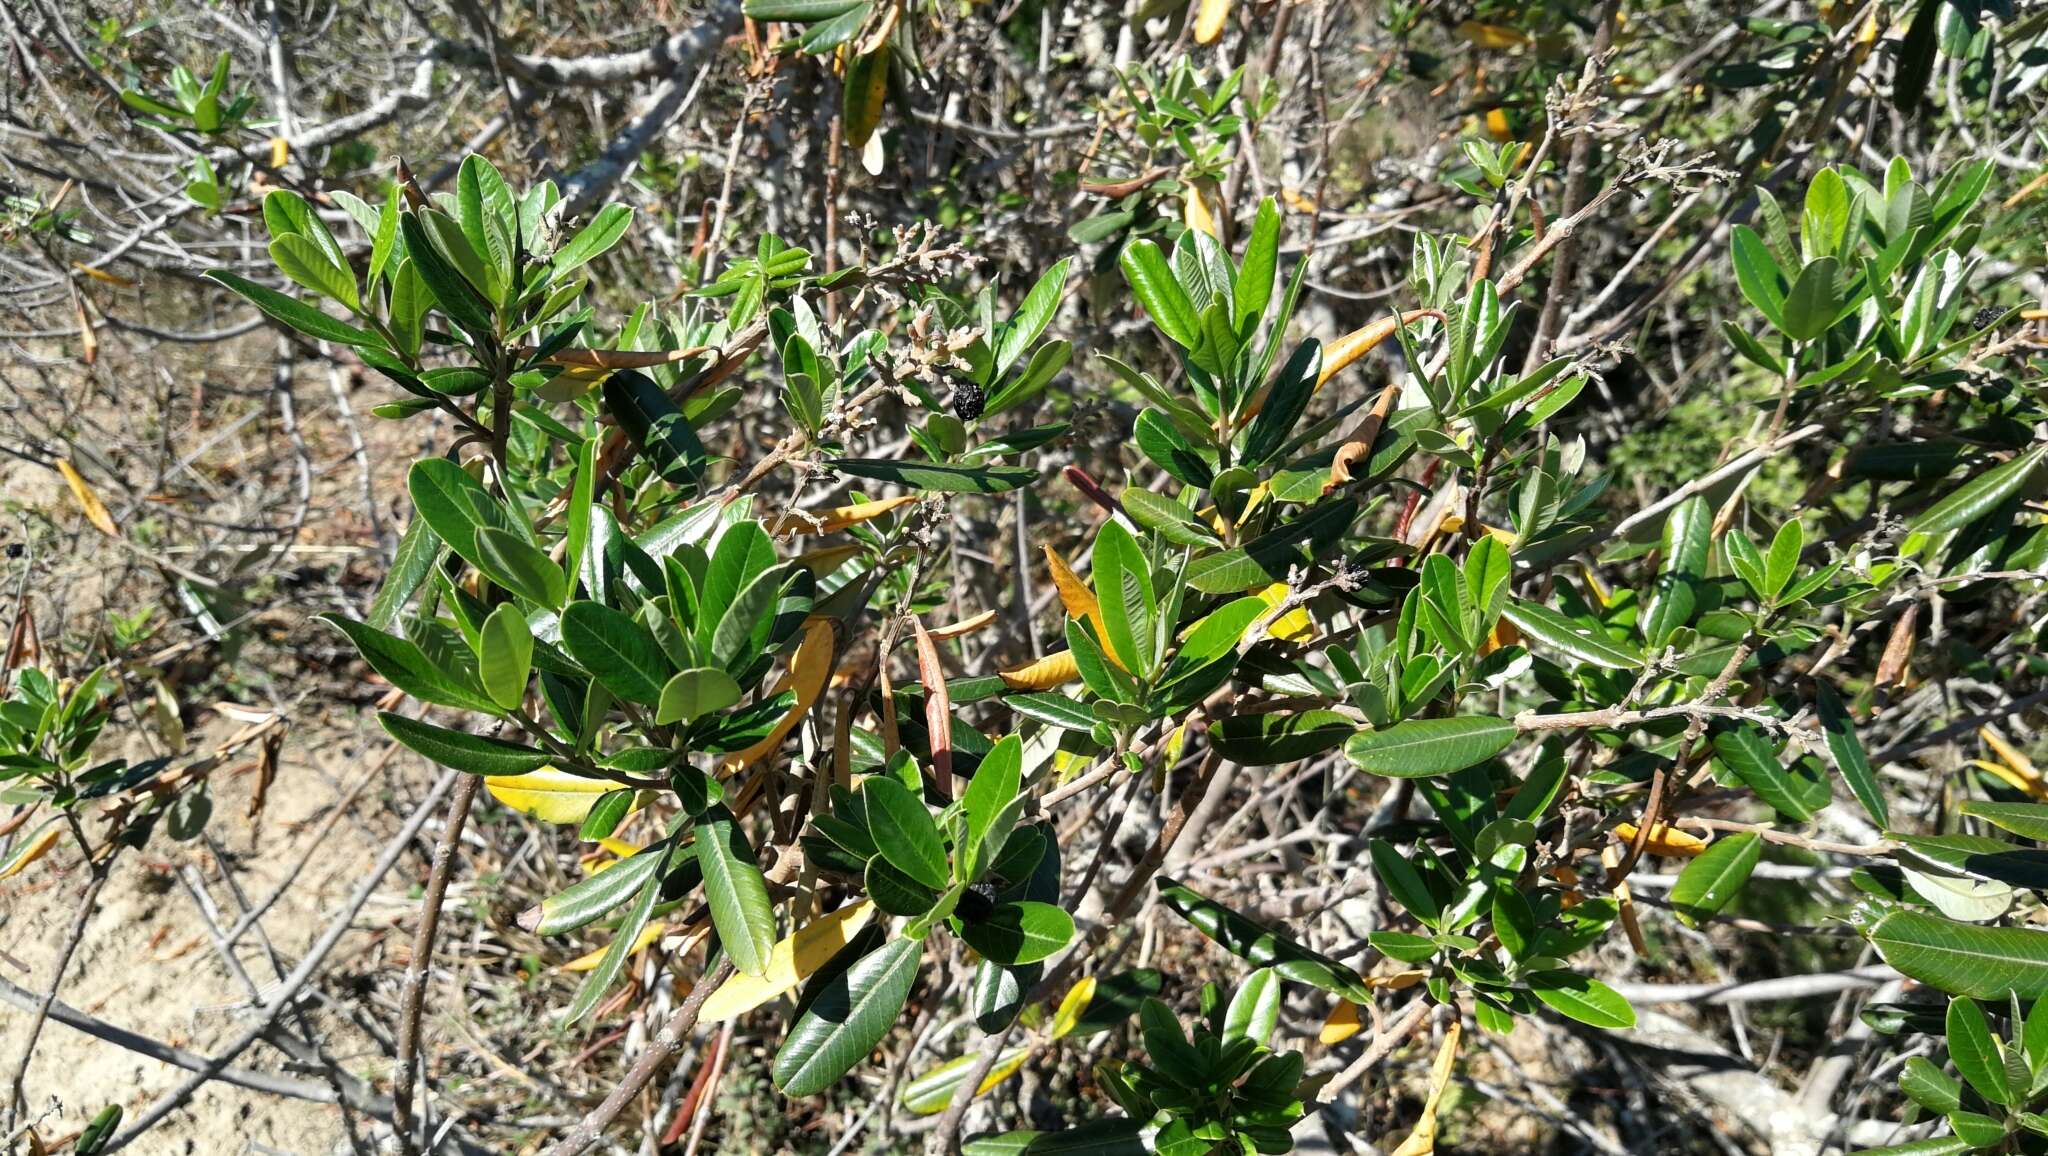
723,618 -> 836,772
700,901 -> 876,1022
269,136 -> 290,169
1050,976 -> 1096,1039
1321,1000 -> 1362,1045
56,459 -> 117,536
766,495 -> 917,536
1367,970 -> 1426,991
1045,546 -> 1102,628
0,822 -> 62,880
794,543 -> 862,576
1387,1021 -> 1460,1156
999,650 -> 1080,690
1981,727 -> 2042,783
1193,0 -> 1229,44
488,768 -> 634,825
561,920 -> 667,972
1613,821 -> 1710,858
1483,107 -> 1516,141
71,263 -> 135,288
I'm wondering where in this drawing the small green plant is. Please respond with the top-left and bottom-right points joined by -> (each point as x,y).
1855,995 -> 2048,1155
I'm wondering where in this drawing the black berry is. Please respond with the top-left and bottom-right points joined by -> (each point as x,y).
950,382 -> 986,422
1972,305 -> 2004,331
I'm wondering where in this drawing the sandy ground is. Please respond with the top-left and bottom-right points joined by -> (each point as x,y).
2,698 -> 445,1154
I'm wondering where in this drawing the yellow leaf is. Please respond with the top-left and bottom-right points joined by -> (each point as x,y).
1184,184 -> 1220,238
999,650 -> 1080,691
1044,546 -> 1102,627
1318,310 -> 1447,389
1050,976 -> 1096,1039
1320,1000 -> 1362,1045
70,263 -> 135,288
488,768 -> 635,825
1366,970 -> 1426,991
56,459 -> 117,536
561,920 -> 667,972
700,901 -> 876,1022
723,618 -> 836,772
929,609 -> 997,641
1601,844 -> 1647,956
1456,21 -> 1528,49
766,495 -> 918,536
1981,727 -> 2041,782
1483,107 -> 1516,141
270,136 -> 290,169
1193,0 -> 1230,44
1387,1021 -> 1460,1156
0,822 -> 62,880
1972,760 -> 2048,802
583,836 -> 645,873
1614,821 -> 1710,858
1254,583 -> 1315,642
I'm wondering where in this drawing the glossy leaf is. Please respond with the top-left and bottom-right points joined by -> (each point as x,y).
378,712 -> 551,776
696,804 -> 777,976
772,937 -> 922,1096
1668,833 -> 1762,928
1345,717 -> 1516,778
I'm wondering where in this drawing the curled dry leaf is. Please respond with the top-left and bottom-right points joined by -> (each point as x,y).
1388,1020 -> 1460,1156
911,616 -> 954,794
928,608 -> 997,640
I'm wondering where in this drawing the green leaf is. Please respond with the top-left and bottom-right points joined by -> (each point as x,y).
1501,601 -> 1643,670
1898,1055 -> 1963,1115
1763,519 -> 1803,601
1156,879 -> 1371,1001
1090,520 -> 1155,673
366,516 -> 441,631
958,900 -> 1075,966
862,775 -> 949,890
1864,908 -> 2048,999
695,804 -> 776,976
1959,801 -> 2048,842
1223,968 -> 1281,1044
961,735 -> 1023,880
522,842 -> 676,935
1120,488 -> 1219,549
996,259 -> 1072,376
866,856 -> 942,916
1171,596 -> 1265,669
1711,724 -> 1814,822
1818,683 -> 1888,829
772,937 -> 921,1096
656,668 -> 742,725
1118,240 -> 1198,348
605,370 -> 708,489
960,1122 -> 1147,1156
320,613 -> 495,713
552,203 -> 633,278
826,459 -> 1039,493
473,527 -> 567,607
1209,710 -> 1353,766
1241,340 -> 1322,464
1345,717 -> 1516,778
399,211 -> 494,336
268,234 -> 359,311
1731,225 -> 1786,330
564,847 -> 664,1023
407,459 -> 514,579
204,269 -> 382,348
743,0 -> 863,18
1186,499 -> 1357,594
1947,997 -> 2014,1106
1668,833 -> 1762,928
1234,198 -> 1281,328
1369,839 -> 1442,927
1913,444 -> 2048,534
260,189 -> 344,268
1780,258 -> 1840,341
561,601 -> 674,705
478,604 -> 533,711
1527,970 -> 1635,1029
1642,496 -> 1709,649
1004,693 -> 1097,732
378,712 -> 551,776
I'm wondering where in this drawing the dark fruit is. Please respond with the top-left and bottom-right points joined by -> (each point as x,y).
950,382 -> 986,422
1972,305 -> 2004,331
